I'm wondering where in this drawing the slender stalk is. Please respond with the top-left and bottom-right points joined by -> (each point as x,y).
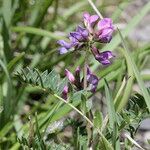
83,50 -> 93,147
54,94 -> 93,126
83,52 -> 88,89
83,53 -> 91,144
87,0 -> 103,19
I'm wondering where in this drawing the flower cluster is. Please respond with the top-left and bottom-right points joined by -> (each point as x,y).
57,25 -> 89,54
58,12 -> 115,98
62,66 -> 99,99
57,12 -> 115,65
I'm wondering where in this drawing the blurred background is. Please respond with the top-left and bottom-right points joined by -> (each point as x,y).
0,0 -> 150,149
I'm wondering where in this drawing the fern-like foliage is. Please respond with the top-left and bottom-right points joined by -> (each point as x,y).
117,93 -> 149,137
16,67 -> 68,95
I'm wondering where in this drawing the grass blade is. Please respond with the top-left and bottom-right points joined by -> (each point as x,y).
28,0 -> 54,27
118,28 -> 150,112
124,133 -> 145,150
2,17 -> 12,62
11,26 -> 65,40
104,79 -> 116,129
7,52 -> 25,71
104,79 -> 120,149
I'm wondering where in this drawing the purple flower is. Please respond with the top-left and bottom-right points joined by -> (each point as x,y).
87,66 -> 99,92
70,32 -> 83,42
70,26 -> 89,42
62,86 -> 69,100
65,66 -> 99,93
57,26 -> 89,54
83,12 -> 99,33
76,26 -> 89,40
69,36 -> 79,47
57,12 -> 115,60
57,40 -> 72,54
65,69 -> 75,83
91,47 -> 114,65
95,18 -> 114,43
74,66 -> 81,87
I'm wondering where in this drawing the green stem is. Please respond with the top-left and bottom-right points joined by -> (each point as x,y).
83,50 -> 93,147
87,0 -> 103,19
54,94 -> 93,126
83,52 -> 88,89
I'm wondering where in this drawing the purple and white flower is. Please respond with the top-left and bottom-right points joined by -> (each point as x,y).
57,12 -> 115,67
65,66 -> 99,93
65,69 -> 75,83
83,12 -> 99,33
95,18 -> 114,43
57,26 -> 89,54
70,26 -> 89,42
62,86 -> 69,100
91,47 -> 114,65
86,66 -> 99,92
57,40 -> 72,54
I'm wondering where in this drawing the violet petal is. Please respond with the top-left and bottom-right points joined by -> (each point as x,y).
83,12 -> 90,21
96,18 -> 114,43
62,86 -> 68,100
57,40 -> 71,49
59,47 -> 68,54
65,69 -> 75,83
96,51 -> 114,65
86,66 -> 99,93
89,15 -> 99,26
70,32 -> 83,41
98,18 -> 113,30
69,36 -> 79,47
